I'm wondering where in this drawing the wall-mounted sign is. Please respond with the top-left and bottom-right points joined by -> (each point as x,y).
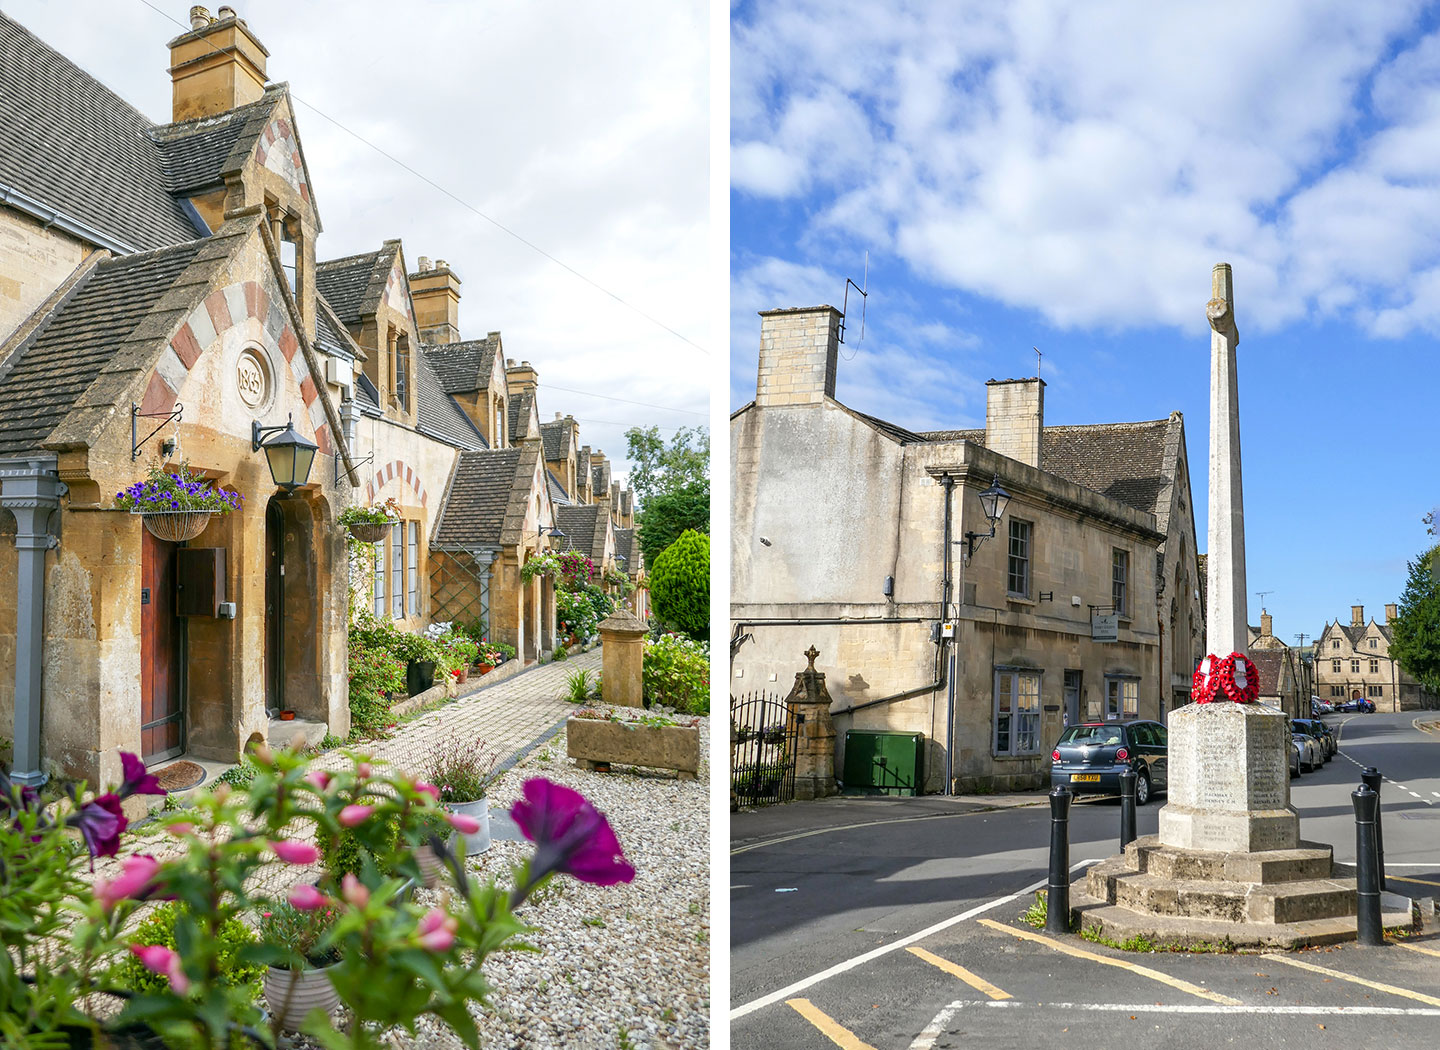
1091,612 -> 1119,643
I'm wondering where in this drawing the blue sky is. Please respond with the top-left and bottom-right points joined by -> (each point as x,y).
730,0 -> 1440,648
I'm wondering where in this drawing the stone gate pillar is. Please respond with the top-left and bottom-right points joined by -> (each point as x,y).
785,646 -> 837,801
598,608 -> 647,707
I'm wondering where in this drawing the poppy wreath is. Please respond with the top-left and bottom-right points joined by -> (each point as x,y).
1194,652 -> 1259,704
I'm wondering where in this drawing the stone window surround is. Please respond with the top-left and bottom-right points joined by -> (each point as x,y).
993,666 -> 1043,758
373,514 -> 423,622
1006,518 -> 1033,600
1112,547 -> 1130,619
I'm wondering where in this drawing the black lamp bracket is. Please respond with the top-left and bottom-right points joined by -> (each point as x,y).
131,402 -> 183,461
337,448 -> 375,485
252,414 -> 295,452
955,522 -> 998,563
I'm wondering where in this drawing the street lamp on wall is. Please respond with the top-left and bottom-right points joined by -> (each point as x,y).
958,474 -> 1012,564
539,524 -> 566,550
252,414 -> 318,493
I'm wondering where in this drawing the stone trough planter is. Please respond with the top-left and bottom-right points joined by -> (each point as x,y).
566,716 -> 700,780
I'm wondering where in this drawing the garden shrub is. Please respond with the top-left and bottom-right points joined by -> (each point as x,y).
648,529 -> 708,641
642,632 -> 710,715
347,642 -> 405,733
109,903 -> 263,1000
320,813 -> 401,885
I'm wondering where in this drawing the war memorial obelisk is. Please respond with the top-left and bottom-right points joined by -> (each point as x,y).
1072,265 -> 1410,946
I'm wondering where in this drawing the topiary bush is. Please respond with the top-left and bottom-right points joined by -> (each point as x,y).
648,529 -> 708,642
109,902 -> 263,1001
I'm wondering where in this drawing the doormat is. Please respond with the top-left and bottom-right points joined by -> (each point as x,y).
154,760 -> 205,792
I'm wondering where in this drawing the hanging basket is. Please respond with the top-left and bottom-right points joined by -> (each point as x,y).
138,510 -> 213,543
346,521 -> 393,543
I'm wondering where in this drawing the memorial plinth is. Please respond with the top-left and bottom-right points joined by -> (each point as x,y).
1156,703 -> 1299,853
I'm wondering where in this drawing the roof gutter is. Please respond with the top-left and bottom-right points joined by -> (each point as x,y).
0,181 -> 141,256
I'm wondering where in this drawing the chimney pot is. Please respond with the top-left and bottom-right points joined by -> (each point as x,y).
216,4 -> 236,19
506,358 -> 515,368
435,259 -> 448,270
555,412 -> 562,420
418,256 -> 431,272
170,6 -> 268,121
190,6 -> 211,28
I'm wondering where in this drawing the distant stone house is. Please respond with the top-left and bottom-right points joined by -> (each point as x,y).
1315,604 -> 1434,712
731,305 -> 1204,793
1247,611 -> 1304,717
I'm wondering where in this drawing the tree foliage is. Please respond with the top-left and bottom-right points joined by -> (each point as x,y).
648,529 -> 709,641
625,425 -> 709,507
1389,544 -> 1440,696
637,483 -> 709,568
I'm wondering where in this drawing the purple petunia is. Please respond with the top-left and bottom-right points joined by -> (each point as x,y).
119,752 -> 166,799
511,778 -> 635,892
70,793 -> 127,858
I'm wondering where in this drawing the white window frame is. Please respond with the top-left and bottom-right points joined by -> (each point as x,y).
1007,519 -> 1032,598
1104,675 -> 1139,721
1112,548 -> 1130,618
407,521 -> 419,616
993,669 -> 1042,757
391,522 -> 405,619
372,537 -> 385,617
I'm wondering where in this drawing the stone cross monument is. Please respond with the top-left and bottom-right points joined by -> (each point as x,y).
1205,263 -> 1248,658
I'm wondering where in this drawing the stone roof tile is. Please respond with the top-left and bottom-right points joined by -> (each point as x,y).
423,335 -> 499,395
432,449 -> 522,548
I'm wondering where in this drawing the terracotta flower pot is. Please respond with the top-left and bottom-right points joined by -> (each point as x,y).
476,662 -> 494,676
264,962 -> 341,1031
447,796 -> 491,855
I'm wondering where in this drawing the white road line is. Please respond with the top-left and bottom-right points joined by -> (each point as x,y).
907,1000 -> 968,1050
972,1001 -> 1440,1017
729,860 -> 1098,1021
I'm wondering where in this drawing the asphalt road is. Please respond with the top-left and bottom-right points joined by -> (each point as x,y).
730,710 -> 1440,1050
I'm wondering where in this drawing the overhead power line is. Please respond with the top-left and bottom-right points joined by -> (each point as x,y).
134,0 -> 709,357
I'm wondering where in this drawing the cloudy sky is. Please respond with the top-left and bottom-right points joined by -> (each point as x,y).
7,0 -> 710,484
732,0 -> 1440,644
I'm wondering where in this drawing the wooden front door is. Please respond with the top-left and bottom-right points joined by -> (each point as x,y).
265,500 -> 284,715
140,528 -> 183,762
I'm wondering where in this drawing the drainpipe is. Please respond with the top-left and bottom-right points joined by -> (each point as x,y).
1,458 -> 66,786
941,474 -> 956,796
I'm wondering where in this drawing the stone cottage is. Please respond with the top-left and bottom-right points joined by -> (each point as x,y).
731,306 -> 1204,793
0,7 -> 637,784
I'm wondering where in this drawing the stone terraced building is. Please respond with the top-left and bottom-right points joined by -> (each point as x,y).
732,305 -> 1204,793
1314,604 -> 1434,712
0,8 -> 635,784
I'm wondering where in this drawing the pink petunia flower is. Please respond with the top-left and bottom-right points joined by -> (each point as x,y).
341,873 -> 369,908
511,778 -> 635,889
446,811 -> 481,835
416,907 -> 457,951
289,884 -> 326,911
130,943 -> 189,994
414,781 -> 441,802
305,770 -> 331,791
271,840 -> 320,865
94,854 -> 161,911
338,804 -> 373,827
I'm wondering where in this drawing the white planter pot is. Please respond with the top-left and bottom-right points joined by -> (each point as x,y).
448,796 -> 492,856
263,962 -> 341,1031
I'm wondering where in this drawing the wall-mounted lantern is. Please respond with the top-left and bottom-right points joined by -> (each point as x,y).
252,414 -> 317,493
958,474 -> 1012,563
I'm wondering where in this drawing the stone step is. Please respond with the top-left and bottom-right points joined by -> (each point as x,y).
1069,891 -> 1415,950
1105,871 -> 1357,924
1127,837 -> 1334,885
269,716 -> 328,751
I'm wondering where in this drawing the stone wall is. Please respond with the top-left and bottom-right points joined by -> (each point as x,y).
0,209 -> 87,343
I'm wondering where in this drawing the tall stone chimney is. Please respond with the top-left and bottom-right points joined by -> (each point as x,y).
168,6 -> 269,122
985,378 -> 1045,468
1260,611 -> 1272,639
755,306 -> 841,407
506,360 -> 538,395
409,258 -> 462,344
1352,604 -> 1365,627
1386,603 -> 1398,622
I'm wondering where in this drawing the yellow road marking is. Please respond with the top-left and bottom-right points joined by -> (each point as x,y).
1390,939 -> 1440,959
906,946 -> 1012,1000
1268,954 -> 1440,1007
1388,874 -> 1440,888
976,919 -> 1242,1006
785,999 -> 879,1050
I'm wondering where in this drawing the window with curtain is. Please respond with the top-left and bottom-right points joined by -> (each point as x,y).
392,522 -> 404,619
1105,676 -> 1139,720
372,537 -> 385,617
994,669 -> 1042,756
407,521 -> 419,616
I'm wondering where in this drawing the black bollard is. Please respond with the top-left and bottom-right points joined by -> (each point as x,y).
1360,767 -> 1385,890
1119,769 -> 1137,850
1046,785 -> 1072,936
1353,785 -> 1383,946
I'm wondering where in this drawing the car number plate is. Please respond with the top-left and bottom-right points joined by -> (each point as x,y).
1070,774 -> 1101,783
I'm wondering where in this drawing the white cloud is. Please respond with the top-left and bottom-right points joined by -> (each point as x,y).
732,0 -> 1440,338
7,0 -> 709,480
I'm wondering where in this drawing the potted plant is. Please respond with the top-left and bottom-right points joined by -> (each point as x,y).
421,738 -> 501,855
440,630 -> 479,684
338,497 -> 400,543
257,902 -> 343,1030
115,464 -> 243,542
390,632 -> 441,696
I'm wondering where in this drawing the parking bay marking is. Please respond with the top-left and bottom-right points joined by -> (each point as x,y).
906,946 -> 1011,1000
785,998 -> 879,1050
976,919 -> 1242,1006
1267,953 -> 1440,1007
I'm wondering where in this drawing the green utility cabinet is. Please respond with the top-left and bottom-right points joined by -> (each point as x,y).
842,730 -> 925,796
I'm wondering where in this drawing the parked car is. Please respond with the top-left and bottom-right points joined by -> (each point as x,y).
1049,721 -> 1168,805
1337,697 -> 1377,713
1292,718 -> 1336,759
1288,720 -> 1323,772
1289,736 -> 1304,778
1310,697 -> 1333,716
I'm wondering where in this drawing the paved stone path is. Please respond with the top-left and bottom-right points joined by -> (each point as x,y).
312,649 -> 603,777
